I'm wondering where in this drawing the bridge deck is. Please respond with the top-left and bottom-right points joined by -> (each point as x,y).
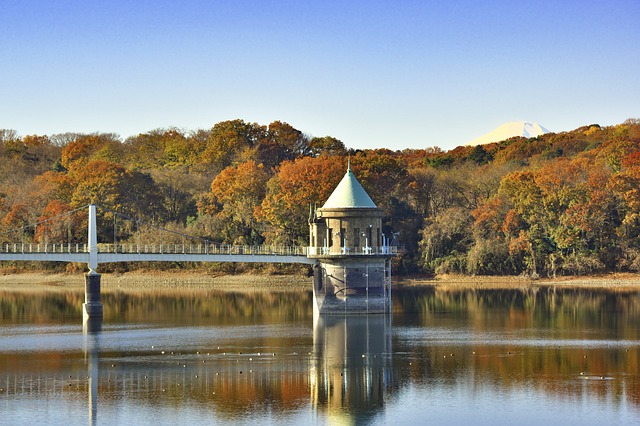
0,243 -> 316,265
0,243 -> 396,266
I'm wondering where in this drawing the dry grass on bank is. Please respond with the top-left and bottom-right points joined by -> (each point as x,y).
397,272 -> 640,291
0,270 -> 311,293
0,269 -> 639,293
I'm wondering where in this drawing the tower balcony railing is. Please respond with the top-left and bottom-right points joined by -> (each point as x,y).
307,246 -> 397,257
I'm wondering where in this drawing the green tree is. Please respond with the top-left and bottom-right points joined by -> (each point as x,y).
467,145 -> 493,165
308,136 -> 346,157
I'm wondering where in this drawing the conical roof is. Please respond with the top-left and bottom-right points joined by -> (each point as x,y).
322,167 -> 377,209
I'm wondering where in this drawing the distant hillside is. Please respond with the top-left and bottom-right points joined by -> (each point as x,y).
468,121 -> 549,146
1,118 -> 640,278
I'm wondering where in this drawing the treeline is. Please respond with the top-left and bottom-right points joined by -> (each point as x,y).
1,118 -> 639,277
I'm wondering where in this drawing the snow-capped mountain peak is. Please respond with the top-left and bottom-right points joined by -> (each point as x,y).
468,121 -> 550,146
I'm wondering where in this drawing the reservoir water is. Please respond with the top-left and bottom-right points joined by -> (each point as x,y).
1,284 -> 639,425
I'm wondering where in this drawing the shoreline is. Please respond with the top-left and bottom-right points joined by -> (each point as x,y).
0,270 -> 639,292
397,272 -> 640,291
0,271 -> 312,293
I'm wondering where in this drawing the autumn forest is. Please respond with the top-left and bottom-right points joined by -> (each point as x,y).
1,118 -> 640,278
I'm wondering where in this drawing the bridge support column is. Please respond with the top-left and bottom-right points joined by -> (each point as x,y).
83,271 -> 103,319
83,204 -> 102,319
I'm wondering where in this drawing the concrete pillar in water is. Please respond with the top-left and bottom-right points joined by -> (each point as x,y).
83,271 -> 103,319
311,256 -> 389,314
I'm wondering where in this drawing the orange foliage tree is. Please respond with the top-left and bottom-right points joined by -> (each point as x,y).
199,120 -> 266,172
610,152 -> 640,228
33,200 -> 85,244
199,160 -> 270,244
259,156 -> 344,245
1,203 -> 30,229
67,160 -> 163,221
60,134 -> 117,169
496,157 -> 618,275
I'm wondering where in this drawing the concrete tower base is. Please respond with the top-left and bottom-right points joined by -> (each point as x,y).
313,258 -> 391,315
82,271 -> 103,319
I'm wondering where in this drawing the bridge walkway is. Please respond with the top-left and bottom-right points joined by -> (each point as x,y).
0,243 -> 316,265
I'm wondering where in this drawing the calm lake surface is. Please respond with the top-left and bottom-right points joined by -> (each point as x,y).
1,284 -> 640,425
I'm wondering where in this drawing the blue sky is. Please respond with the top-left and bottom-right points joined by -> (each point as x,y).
2,0 -> 638,150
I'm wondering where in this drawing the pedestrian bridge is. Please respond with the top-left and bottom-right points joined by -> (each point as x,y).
0,205 -> 321,268
0,204 -> 396,270
0,242 -> 316,265
0,205 -> 398,318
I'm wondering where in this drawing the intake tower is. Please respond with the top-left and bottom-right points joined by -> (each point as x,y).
308,165 -> 393,314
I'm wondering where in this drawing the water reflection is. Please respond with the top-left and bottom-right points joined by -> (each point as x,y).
83,318 -> 102,426
311,314 -> 394,423
1,285 -> 640,424
62,310 -> 398,425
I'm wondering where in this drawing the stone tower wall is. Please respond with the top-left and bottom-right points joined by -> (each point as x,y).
313,257 -> 389,314
313,208 -> 383,252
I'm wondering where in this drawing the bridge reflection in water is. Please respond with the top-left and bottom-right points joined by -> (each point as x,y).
77,314 -> 394,425
83,318 -> 102,426
3,287 -> 640,424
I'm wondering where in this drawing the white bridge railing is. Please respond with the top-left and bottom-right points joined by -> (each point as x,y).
2,244 -> 398,256
1,243 -> 86,254
1,243 -> 309,256
98,244 -> 309,256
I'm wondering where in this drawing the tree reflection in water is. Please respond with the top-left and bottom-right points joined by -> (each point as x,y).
0,285 -> 639,424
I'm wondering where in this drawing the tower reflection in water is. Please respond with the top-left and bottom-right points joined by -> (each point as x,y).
77,314 -> 394,424
311,314 -> 394,423
83,318 -> 102,426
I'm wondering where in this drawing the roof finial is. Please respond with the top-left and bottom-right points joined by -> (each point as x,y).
347,155 -> 351,172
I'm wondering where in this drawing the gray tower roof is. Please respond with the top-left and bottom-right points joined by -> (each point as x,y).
322,167 -> 377,209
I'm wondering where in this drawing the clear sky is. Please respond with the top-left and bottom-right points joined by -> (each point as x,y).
2,0 -> 639,151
